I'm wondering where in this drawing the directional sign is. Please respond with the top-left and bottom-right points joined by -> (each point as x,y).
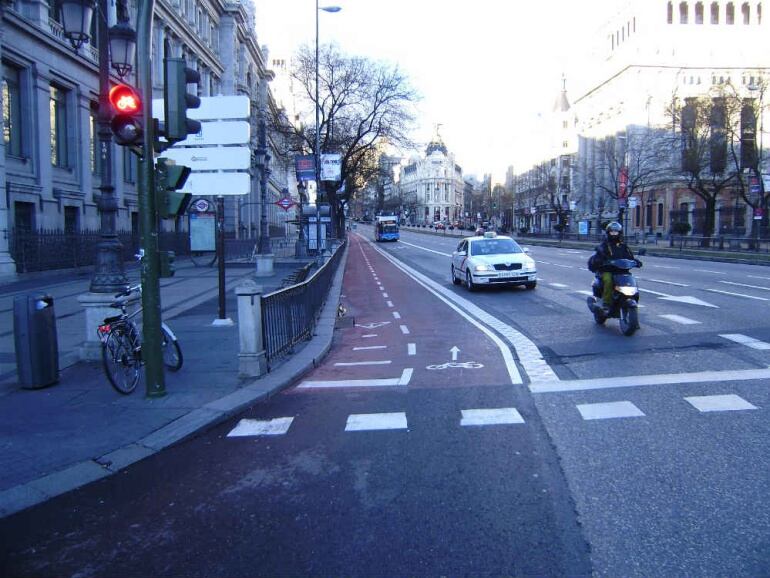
162,146 -> 250,171
153,95 -> 250,121
182,121 -> 250,146
177,172 -> 251,196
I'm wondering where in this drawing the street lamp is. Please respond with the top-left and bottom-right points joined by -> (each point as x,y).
61,0 -> 136,293
315,2 -> 341,259
647,192 -> 656,236
748,79 -> 766,242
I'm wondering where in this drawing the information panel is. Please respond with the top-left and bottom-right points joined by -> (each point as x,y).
190,212 -> 216,251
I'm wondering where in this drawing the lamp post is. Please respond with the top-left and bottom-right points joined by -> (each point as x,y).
61,0 -> 136,293
315,2 -> 341,259
647,192 -> 656,236
295,180 -> 307,257
748,80 -> 766,244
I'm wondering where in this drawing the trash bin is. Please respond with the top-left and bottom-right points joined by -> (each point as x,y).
13,294 -> 59,389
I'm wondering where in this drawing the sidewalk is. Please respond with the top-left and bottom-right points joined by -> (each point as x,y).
0,250 -> 347,518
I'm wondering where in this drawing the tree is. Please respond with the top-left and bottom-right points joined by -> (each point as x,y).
271,44 -> 418,236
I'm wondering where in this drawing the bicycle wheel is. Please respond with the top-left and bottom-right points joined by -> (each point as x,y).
102,329 -> 140,394
161,324 -> 183,371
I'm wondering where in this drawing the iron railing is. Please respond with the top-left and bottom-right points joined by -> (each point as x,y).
261,240 -> 346,364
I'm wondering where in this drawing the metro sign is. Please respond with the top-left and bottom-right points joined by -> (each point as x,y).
275,196 -> 297,211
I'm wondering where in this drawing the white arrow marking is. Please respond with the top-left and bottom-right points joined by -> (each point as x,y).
356,321 -> 391,329
640,288 -> 718,308
450,346 -> 460,361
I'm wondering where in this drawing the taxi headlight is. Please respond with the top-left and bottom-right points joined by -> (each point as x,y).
616,286 -> 638,296
474,264 -> 492,272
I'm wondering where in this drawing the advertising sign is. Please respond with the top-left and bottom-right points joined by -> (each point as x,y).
189,212 -> 216,251
579,220 -> 589,235
320,153 -> 342,181
295,155 -> 315,182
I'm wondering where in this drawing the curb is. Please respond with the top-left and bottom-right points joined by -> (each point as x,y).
0,246 -> 348,519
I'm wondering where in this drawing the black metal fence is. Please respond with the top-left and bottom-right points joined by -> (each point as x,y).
261,240 -> 346,364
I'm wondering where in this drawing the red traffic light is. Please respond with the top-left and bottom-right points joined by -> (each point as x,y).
108,84 -> 141,114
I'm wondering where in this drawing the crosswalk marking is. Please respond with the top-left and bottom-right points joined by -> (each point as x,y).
227,417 -> 294,437
334,360 -> 392,366
408,343 -> 416,355
393,311 -> 401,319
460,408 -> 525,426
576,401 -> 645,421
684,394 -> 758,413
345,412 -> 408,431
659,314 -> 701,325
400,325 -> 410,334
719,333 -> 770,350
298,368 -> 413,389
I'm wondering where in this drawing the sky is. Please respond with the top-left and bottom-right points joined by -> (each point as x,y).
254,0 -> 615,182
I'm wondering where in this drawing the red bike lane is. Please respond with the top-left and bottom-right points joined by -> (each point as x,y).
295,233 -> 512,391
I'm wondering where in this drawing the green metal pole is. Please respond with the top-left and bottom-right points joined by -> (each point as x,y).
137,0 -> 165,397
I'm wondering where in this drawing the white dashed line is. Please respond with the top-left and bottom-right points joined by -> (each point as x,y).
576,401 -> 645,420
227,417 -> 294,437
353,346 -> 387,351
705,288 -> 769,301
386,300 -> 394,307
408,343 -> 416,355
393,311 -> 401,319
334,360 -> 392,366
659,314 -> 701,325
400,325 -> 410,334
460,408 -> 525,426
345,412 -> 408,431
720,333 -> 770,350
685,394 -> 758,413
382,292 -> 389,298
720,280 -> 770,291
362,334 -> 378,338
549,283 -> 569,288
644,278 -> 689,287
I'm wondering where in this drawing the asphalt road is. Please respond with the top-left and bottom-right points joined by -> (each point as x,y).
1,227 -> 768,577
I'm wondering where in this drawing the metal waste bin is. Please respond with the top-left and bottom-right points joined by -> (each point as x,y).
14,294 -> 59,389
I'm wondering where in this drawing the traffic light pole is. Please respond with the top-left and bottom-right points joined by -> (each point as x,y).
137,0 -> 165,397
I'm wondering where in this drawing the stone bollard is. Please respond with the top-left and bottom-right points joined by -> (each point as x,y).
236,279 -> 267,378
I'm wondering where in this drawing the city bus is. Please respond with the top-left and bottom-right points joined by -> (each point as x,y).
374,214 -> 400,242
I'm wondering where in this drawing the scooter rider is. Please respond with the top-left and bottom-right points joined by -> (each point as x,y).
591,222 -> 642,313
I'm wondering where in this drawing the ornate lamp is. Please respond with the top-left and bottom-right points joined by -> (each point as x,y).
109,20 -> 136,78
60,0 -> 96,50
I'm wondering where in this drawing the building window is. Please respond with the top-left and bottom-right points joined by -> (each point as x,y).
123,147 -> 137,184
727,2 -> 735,22
563,140 -> 569,148
657,202 -> 664,226
49,84 -> 68,168
64,206 -> 79,233
758,2 -> 762,24
695,1 -> 705,22
668,1 -> 674,22
635,205 -> 641,227
742,2 -> 751,21
680,1 -> 689,23
3,63 -> 23,158
711,1 -> 720,21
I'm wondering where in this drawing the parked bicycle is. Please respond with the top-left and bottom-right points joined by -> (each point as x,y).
97,284 -> 183,394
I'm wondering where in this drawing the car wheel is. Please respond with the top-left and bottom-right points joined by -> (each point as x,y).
466,270 -> 477,292
451,266 -> 461,285
525,281 -> 537,290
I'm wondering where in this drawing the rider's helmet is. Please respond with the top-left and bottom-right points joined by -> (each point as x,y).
605,221 -> 623,244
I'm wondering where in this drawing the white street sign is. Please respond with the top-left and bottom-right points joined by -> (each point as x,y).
628,196 -> 638,208
182,121 -> 250,146
152,95 -> 250,120
178,172 -> 251,196
162,146 -> 250,170
321,153 -> 341,181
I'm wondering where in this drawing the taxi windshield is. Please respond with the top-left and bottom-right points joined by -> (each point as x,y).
470,238 -> 522,256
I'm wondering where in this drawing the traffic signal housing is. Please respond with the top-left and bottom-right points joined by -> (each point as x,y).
155,157 -> 192,219
109,83 -> 143,146
164,57 -> 202,142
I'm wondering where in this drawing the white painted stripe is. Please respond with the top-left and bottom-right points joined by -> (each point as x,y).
659,314 -> 701,325
536,260 -> 552,265
720,280 -> 770,291
685,394 -> 758,413
227,417 -> 294,437
549,283 -> 569,288
747,275 -> 770,280
530,366 -> 770,393
551,263 -> 574,269
393,311 -> 401,319
576,290 -> 595,296
298,368 -> 413,389
365,236 -> 530,384
345,412 -> 408,431
577,401 -> 645,420
705,288 -> 769,301
353,346 -> 387,351
408,343 -> 416,355
645,278 -> 689,287
461,408 -> 525,426
386,300 -> 394,307
400,324 -> 410,334
720,333 -> 770,350
334,360 -> 392,366
398,240 -> 451,256
695,269 -> 727,274
640,288 -> 672,297
382,292 -> 389,298
362,334 -> 377,338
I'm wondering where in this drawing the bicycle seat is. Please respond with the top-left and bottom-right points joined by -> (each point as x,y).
103,315 -> 123,324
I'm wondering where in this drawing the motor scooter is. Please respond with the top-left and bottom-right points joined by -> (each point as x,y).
586,258 -> 641,336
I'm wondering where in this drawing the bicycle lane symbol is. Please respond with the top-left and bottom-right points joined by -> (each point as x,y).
426,361 -> 484,370
355,321 -> 392,329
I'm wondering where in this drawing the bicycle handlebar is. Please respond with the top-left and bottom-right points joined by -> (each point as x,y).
114,284 -> 142,299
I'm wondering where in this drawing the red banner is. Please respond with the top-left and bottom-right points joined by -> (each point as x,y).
618,166 -> 629,199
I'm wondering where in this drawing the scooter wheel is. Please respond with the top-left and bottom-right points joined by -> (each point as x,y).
620,306 -> 639,336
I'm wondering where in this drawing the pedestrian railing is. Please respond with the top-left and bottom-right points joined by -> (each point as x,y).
261,240 -> 346,364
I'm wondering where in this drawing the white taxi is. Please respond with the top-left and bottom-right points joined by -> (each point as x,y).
450,232 -> 537,291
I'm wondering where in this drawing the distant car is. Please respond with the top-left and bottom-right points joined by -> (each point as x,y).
450,232 -> 536,291
434,222 -> 446,230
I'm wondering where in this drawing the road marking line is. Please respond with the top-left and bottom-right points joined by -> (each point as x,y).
398,240 -> 451,256
408,343 -> 416,355
345,412 -> 408,431
227,417 -> 294,437
695,269 -> 727,274
551,263 -> 574,269
460,408 -> 525,426
659,314 -> 701,325
383,292 -> 389,298
640,288 -> 671,297
645,278 -> 689,287
684,394 -> 758,413
720,333 -> 770,350
706,288 -> 769,301
747,275 -> 770,280
400,324 -> 410,334
575,290 -> 594,296
577,401 -> 645,421
298,368 -> 413,389
536,260 -> 552,265
549,283 -> 569,288
334,360 -> 392,366
353,346 -> 387,351
362,334 -> 378,338
387,301 -> 394,307
530,366 -> 770,393
393,311 -> 401,319
720,280 -> 770,291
